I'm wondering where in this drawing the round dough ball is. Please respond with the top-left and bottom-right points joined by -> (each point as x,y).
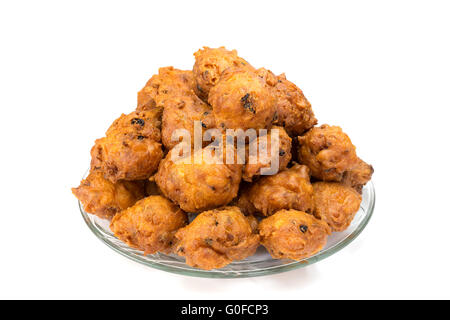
137,67 -> 194,111
208,68 -> 276,130
174,206 -> 260,270
90,109 -> 163,183
257,69 -> 317,136
72,171 -> 146,220
155,143 -> 242,213
341,157 -> 374,193
193,46 -> 254,101
105,109 -> 162,142
238,164 -> 314,217
313,182 -> 362,231
259,209 -> 331,260
110,195 -> 188,254
243,126 -> 292,182
297,124 -> 358,181
161,93 -> 215,150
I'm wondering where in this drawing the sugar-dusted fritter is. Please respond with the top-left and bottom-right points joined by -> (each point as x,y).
257,68 -> 317,136
238,164 -> 314,217
155,141 -> 242,213
90,108 -> 163,183
193,46 -> 254,101
72,171 -> 146,220
137,67 -> 194,111
110,195 -> 188,255
208,68 -> 276,131
243,126 -> 292,182
342,157 -> 374,193
161,92 -> 215,149
297,124 -> 358,181
259,209 -> 331,260
174,206 -> 260,270
312,182 -> 362,232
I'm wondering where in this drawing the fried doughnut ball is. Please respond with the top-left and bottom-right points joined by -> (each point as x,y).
174,206 -> 260,270
161,93 -> 215,149
155,143 -> 242,213
110,195 -> 188,255
137,67 -> 194,111
258,69 -> 317,136
259,209 -> 331,260
72,171 -> 146,220
312,182 -> 362,232
90,109 -> 163,183
238,164 -> 314,217
298,124 -> 358,181
105,108 -> 162,141
208,68 -> 276,130
193,46 -> 254,101
342,158 -> 374,193
243,126 -> 292,182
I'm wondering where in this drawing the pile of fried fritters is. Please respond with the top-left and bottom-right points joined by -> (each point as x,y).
72,47 -> 374,270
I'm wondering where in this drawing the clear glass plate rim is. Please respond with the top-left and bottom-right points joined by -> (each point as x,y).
79,181 -> 375,278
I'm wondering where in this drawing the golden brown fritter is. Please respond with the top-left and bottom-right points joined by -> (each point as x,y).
193,46 -> 254,101
312,182 -> 362,232
155,142 -> 242,213
110,195 -> 188,255
258,69 -> 317,136
341,157 -> 374,193
105,108 -> 162,142
90,109 -> 163,183
298,124 -> 358,181
208,68 -> 276,131
174,206 -> 260,270
243,126 -> 292,182
238,164 -> 314,217
259,209 -> 331,260
161,92 -> 215,149
72,171 -> 146,220
137,67 -> 194,111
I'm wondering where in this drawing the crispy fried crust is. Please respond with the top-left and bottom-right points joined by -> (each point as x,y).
72,171 -> 146,219
238,164 -> 314,217
259,209 -> 331,260
161,93 -> 215,149
73,46 -> 375,270
90,109 -> 163,182
313,182 -> 362,231
174,206 -> 260,270
298,124 -> 358,181
155,143 -> 242,213
257,68 -> 317,136
110,195 -> 188,255
105,108 -> 162,141
193,46 -> 254,101
137,67 -> 194,111
341,157 -> 374,193
243,126 -> 292,182
208,68 -> 276,130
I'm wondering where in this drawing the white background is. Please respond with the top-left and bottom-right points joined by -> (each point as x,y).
1,0 -> 449,300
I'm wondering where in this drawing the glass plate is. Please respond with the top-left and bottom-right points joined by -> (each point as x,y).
79,181 -> 375,278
